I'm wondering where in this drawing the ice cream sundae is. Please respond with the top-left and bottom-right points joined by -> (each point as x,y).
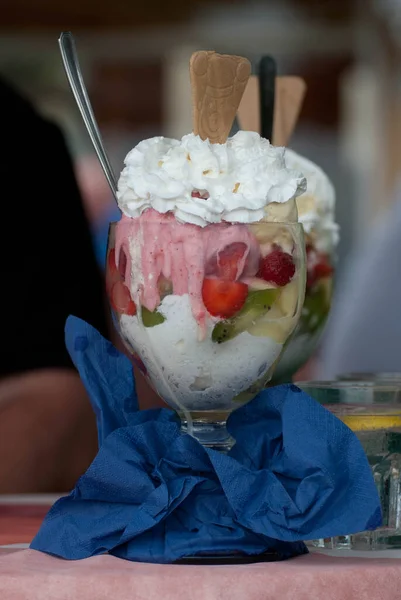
106,51 -> 307,449
237,71 -> 339,383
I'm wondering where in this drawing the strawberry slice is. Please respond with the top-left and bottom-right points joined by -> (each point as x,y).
108,248 -> 118,275
217,242 -> 246,281
106,248 -> 119,294
107,247 -> 129,293
110,281 -> 136,316
202,278 -> 248,318
258,248 -> 295,287
307,255 -> 333,288
191,189 -> 210,199
306,243 -> 314,256
314,261 -> 333,280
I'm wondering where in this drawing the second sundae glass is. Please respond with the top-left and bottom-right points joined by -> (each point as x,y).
271,150 -> 338,383
106,214 -> 306,451
272,229 -> 335,383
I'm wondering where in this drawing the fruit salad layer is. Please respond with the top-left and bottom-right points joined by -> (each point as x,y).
107,131 -> 306,410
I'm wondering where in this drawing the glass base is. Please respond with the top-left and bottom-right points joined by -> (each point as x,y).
180,411 -> 234,452
308,528 -> 401,551
175,551 -> 282,564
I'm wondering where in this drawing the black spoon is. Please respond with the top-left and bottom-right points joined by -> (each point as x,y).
259,55 -> 277,142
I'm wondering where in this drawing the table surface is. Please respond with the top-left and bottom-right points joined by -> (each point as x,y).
0,494 -> 61,546
1,496 -> 401,600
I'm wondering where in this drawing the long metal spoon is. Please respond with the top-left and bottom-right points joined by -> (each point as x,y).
58,31 -> 119,203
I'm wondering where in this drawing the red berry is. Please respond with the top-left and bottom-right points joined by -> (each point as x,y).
217,242 -> 246,281
107,247 -> 129,295
202,278 -> 248,318
108,248 -> 118,275
314,261 -> 333,281
258,249 -> 295,287
106,249 -> 119,294
110,281 -> 136,316
205,253 -> 218,276
306,246 -> 333,288
307,254 -> 333,288
191,190 -> 210,199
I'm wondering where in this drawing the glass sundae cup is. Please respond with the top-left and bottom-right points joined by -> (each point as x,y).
106,213 -> 306,451
272,232 -> 334,383
271,150 -> 338,384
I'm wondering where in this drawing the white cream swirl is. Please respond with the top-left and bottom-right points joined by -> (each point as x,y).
117,131 -> 306,227
284,149 -> 339,253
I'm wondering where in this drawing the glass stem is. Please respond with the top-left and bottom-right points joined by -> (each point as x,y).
180,414 -> 234,453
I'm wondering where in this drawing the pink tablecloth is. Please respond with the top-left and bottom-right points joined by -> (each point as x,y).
0,548 -> 400,600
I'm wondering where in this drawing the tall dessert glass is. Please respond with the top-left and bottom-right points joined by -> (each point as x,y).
106,213 -> 306,451
106,47 -> 308,451
272,232 -> 335,382
271,150 -> 338,383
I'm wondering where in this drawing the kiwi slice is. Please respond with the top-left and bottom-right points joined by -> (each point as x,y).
141,307 -> 165,327
212,288 -> 279,344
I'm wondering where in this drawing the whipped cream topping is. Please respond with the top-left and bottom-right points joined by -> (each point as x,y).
284,149 -> 339,253
117,131 -> 306,227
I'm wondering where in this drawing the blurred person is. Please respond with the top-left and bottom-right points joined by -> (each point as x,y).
317,189 -> 401,379
0,76 -> 165,494
0,76 -> 111,493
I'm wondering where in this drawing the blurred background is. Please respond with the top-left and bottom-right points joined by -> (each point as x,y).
1,0 -> 401,269
1,0 -> 401,493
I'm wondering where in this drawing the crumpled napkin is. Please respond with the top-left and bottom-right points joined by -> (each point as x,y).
31,317 -> 382,564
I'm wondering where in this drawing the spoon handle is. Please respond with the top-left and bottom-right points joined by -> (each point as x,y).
58,31 -> 119,200
259,55 -> 276,143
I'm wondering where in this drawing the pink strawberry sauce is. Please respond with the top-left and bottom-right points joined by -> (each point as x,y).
115,209 -> 259,330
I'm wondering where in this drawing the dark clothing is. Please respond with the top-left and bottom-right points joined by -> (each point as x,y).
0,78 -> 109,376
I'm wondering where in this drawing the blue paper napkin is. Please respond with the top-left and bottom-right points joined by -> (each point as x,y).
31,317 -> 382,563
